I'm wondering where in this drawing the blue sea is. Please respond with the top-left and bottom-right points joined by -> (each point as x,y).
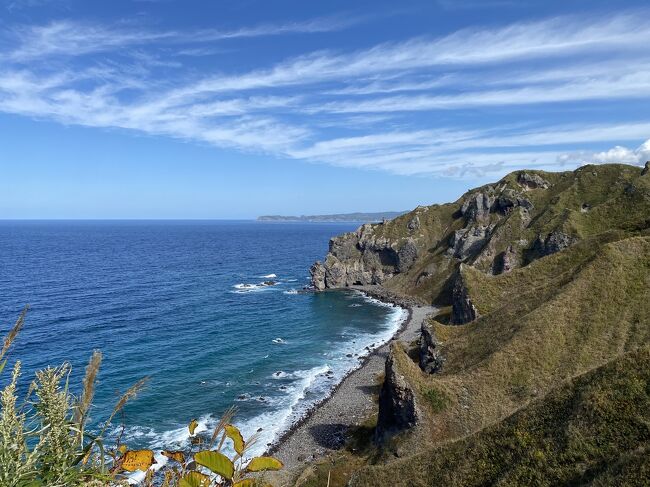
0,220 -> 405,472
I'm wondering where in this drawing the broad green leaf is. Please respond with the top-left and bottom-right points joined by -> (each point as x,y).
195,450 -> 234,479
189,418 -> 199,435
246,456 -> 283,472
178,471 -> 211,487
225,423 -> 245,455
121,449 -> 156,472
162,450 -> 185,463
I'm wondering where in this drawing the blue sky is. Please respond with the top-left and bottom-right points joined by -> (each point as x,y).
1,0 -> 649,218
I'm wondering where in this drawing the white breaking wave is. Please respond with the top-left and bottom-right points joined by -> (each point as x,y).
236,299 -> 407,455
261,273 -> 277,278
232,281 -> 280,293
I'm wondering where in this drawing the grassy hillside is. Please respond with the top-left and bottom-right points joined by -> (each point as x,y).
298,164 -> 650,487
397,234 -> 649,445
375,164 -> 649,304
351,345 -> 650,486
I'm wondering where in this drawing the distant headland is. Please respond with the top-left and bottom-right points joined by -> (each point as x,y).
257,211 -> 407,222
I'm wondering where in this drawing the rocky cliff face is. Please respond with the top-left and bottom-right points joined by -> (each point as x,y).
309,164 -> 650,330
375,347 -> 419,442
310,223 -> 419,290
419,322 -> 444,374
309,167 -> 605,298
450,268 -> 479,325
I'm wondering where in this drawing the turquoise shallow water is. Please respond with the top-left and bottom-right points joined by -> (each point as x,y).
0,220 -> 405,467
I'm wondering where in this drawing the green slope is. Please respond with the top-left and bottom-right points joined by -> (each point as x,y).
351,345 -> 650,486
296,164 -> 650,487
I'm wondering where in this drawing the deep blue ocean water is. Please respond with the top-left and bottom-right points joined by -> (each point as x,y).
0,220 -> 405,467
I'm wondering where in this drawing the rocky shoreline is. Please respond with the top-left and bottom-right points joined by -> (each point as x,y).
268,285 -> 436,470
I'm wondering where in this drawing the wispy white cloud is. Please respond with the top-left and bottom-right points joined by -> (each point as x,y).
1,10 -> 649,177
178,11 -> 650,96
288,123 -> 650,176
312,72 -> 650,113
435,0 -> 522,10
2,0 -> 59,11
6,15 -> 365,61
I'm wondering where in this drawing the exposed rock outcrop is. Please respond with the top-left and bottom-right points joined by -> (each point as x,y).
397,238 -> 418,273
376,348 -> 419,442
448,224 -> 495,260
461,192 -> 494,224
407,215 -> 420,232
642,161 -> 649,176
309,224 -> 419,289
310,165 -> 640,294
419,323 -> 443,374
450,268 -> 479,325
494,189 -> 534,215
460,187 -> 533,224
517,172 -> 550,190
310,261 -> 327,291
493,245 -> 519,274
532,231 -> 578,258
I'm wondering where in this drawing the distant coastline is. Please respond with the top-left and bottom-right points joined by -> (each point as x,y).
257,211 -> 407,223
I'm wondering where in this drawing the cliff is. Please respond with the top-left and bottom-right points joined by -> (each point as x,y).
297,163 -> 650,486
311,164 -> 650,311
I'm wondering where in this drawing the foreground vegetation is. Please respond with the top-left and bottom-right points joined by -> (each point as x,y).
0,307 -> 282,486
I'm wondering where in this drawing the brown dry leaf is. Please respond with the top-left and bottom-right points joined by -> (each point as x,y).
161,450 -> 185,463
188,418 -> 199,435
121,449 -> 156,472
